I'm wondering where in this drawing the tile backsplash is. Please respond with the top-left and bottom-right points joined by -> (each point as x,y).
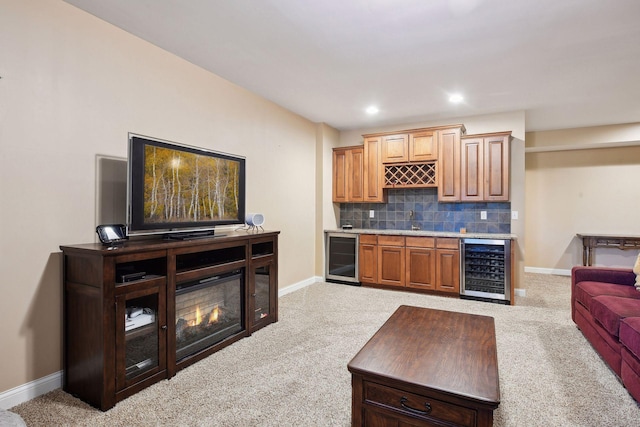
339,188 -> 511,233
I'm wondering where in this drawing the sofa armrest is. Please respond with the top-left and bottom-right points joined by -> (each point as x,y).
571,266 -> 636,287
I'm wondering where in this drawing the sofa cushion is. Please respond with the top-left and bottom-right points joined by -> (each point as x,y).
574,281 -> 640,311
590,296 -> 640,338
620,317 -> 640,360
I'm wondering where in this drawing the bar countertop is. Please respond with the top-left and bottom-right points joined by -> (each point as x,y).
325,228 -> 516,240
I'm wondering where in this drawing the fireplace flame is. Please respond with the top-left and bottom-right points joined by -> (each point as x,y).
195,305 -> 202,326
209,305 -> 219,324
187,304 -> 220,327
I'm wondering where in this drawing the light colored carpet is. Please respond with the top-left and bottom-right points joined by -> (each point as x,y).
10,273 -> 640,426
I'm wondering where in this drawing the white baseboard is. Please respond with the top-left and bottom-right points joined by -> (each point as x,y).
0,371 -> 62,410
278,276 -> 323,297
525,266 -> 571,276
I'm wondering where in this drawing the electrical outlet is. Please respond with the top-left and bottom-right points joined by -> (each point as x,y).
511,210 -> 519,220
369,210 -> 375,218
480,211 -> 487,220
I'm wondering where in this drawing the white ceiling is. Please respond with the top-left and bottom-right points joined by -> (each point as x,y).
64,0 -> 640,132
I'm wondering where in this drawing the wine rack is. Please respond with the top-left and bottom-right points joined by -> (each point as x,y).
383,162 -> 437,188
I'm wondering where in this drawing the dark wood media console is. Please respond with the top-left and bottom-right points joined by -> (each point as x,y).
60,230 -> 279,411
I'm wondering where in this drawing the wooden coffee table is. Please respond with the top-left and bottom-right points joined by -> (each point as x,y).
348,305 -> 500,427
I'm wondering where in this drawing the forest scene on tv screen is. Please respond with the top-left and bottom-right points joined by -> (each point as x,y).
143,145 -> 240,224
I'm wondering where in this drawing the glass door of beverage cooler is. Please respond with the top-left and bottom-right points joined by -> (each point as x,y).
325,233 -> 359,284
461,238 -> 511,304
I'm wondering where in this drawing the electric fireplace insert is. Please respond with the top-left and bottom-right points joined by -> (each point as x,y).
175,270 -> 244,361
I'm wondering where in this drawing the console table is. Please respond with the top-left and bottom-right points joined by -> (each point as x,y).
576,233 -> 640,266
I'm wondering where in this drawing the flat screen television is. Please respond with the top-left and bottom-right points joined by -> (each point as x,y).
127,134 -> 246,238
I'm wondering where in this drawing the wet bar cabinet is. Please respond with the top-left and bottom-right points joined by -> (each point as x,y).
61,230 -> 278,411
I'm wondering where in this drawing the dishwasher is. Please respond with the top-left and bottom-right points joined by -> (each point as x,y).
460,238 -> 511,304
325,233 -> 360,285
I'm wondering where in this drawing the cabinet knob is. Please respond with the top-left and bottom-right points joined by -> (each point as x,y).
161,325 -> 167,330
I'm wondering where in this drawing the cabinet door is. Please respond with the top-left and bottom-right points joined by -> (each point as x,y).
359,244 -> 378,284
332,148 -> 348,202
484,134 -> 510,201
333,146 -> 364,203
435,249 -> 460,293
349,146 -> 365,202
437,128 -> 461,201
409,130 -> 437,162
249,257 -> 277,333
115,281 -> 167,392
364,136 -> 385,202
359,235 -> 378,284
381,134 -> 409,163
378,244 -> 405,287
406,247 -> 436,290
461,137 -> 484,201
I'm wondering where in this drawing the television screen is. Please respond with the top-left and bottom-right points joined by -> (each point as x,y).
127,134 -> 246,236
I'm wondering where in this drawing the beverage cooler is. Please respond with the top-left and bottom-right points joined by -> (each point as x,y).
461,238 -> 511,304
325,233 -> 360,285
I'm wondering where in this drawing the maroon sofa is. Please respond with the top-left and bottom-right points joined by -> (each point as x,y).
571,266 -> 640,402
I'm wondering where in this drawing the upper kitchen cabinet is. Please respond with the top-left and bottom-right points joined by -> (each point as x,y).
409,129 -> 438,162
380,128 -> 445,163
332,124 -> 511,204
381,134 -> 409,163
363,125 -> 464,191
437,126 -> 464,202
332,146 -> 364,203
461,132 -> 511,202
332,139 -> 385,204
363,136 -> 386,203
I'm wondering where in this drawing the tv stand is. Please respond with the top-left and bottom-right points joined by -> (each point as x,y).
60,230 -> 279,410
163,230 -> 222,240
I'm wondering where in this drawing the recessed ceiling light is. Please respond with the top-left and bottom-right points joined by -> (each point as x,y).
449,94 -> 464,103
366,106 -> 379,115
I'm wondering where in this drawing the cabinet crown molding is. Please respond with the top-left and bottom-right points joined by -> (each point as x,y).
461,131 -> 512,139
362,124 -> 466,139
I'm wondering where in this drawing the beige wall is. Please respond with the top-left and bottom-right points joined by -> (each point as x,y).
525,124 -> 640,271
0,0 -> 320,393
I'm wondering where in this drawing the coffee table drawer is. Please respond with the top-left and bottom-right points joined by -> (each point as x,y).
363,381 -> 476,427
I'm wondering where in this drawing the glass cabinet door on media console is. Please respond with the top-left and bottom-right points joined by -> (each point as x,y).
113,252 -> 168,399
115,279 -> 166,393
249,237 -> 278,333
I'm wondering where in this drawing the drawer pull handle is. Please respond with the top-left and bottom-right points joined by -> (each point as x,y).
400,397 -> 432,415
